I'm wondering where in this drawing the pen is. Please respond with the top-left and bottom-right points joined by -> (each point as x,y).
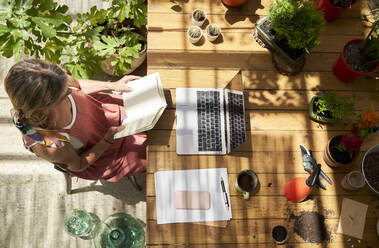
220,177 -> 230,210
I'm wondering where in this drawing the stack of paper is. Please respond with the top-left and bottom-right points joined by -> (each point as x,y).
154,168 -> 232,224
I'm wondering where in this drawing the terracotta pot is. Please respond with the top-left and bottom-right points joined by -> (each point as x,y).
316,0 -> 347,22
101,43 -> 147,76
323,135 -> 359,168
333,39 -> 379,83
222,0 -> 247,7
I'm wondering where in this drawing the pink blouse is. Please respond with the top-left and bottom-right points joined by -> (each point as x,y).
24,88 -> 147,182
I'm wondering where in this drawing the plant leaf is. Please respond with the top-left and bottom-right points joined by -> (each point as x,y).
31,17 -> 57,38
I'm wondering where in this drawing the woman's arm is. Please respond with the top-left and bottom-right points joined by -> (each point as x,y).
74,75 -> 140,94
31,126 -> 125,172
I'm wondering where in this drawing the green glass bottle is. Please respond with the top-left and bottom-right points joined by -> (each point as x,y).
94,213 -> 145,248
64,209 -> 101,240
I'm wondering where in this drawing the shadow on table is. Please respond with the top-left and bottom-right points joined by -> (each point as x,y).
224,0 -> 263,25
70,173 -> 146,205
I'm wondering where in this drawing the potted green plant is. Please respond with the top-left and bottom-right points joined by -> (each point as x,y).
205,24 -> 221,42
0,0 -> 147,79
63,0 -> 147,78
255,0 -> 325,74
192,9 -> 206,27
309,92 -> 355,123
324,108 -> 379,168
333,10 -> 379,82
316,0 -> 355,22
187,25 -> 202,44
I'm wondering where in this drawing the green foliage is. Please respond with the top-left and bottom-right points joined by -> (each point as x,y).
208,24 -> 220,36
188,27 -> 201,38
0,0 -> 147,78
0,0 -> 72,61
315,92 -> 356,119
101,0 -> 147,27
361,9 -> 379,66
193,9 -> 205,21
268,0 -> 325,52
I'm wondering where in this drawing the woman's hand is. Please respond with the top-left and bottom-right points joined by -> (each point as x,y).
110,75 -> 141,92
104,125 -> 126,143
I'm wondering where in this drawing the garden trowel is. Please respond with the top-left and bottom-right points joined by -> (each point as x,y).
300,144 -> 332,190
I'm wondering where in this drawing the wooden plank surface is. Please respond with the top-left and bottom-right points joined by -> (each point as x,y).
146,0 -> 379,247
147,218 -> 379,244
151,69 -> 379,91
159,89 -> 378,109
146,196 -> 379,219
147,130 -> 379,152
148,0 -> 369,18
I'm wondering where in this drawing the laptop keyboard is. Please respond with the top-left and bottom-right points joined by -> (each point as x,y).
197,91 -> 222,152
227,91 -> 246,151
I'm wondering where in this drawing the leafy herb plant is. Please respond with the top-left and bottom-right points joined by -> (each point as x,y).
314,92 -> 356,119
268,0 -> 325,52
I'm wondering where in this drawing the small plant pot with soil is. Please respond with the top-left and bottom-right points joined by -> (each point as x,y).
316,0 -> 356,22
192,9 -> 207,27
256,17 -> 306,66
309,92 -> 355,124
309,96 -> 340,123
205,24 -> 221,42
187,25 -> 202,44
271,225 -> 289,244
323,135 -> 359,168
333,39 -> 379,82
361,144 -> 379,195
254,1 -> 324,76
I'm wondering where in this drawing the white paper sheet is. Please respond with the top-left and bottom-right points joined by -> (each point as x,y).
154,168 -> 232,224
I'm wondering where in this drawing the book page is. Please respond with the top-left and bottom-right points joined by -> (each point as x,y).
114,72 -> 167,139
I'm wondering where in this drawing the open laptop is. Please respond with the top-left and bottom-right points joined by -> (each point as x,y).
176,70 -> 246,155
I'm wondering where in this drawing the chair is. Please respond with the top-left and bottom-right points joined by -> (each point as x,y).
53,164 -> 142,194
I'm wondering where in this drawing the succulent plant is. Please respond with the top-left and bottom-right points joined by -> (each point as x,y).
188,27 -> 201,38
208,24 -> 220,36
193,10 -> 205,21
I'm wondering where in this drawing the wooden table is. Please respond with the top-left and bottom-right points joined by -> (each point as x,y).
146,0 -> 379,247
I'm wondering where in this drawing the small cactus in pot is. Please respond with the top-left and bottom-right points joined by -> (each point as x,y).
206,24 -> 221,41
187,25 -> 202,44
192,9 -> 207,26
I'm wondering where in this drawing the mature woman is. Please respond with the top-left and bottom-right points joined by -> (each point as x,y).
5,59 -> 146,182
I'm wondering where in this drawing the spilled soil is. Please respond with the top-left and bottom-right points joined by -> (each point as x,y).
293,211 -> 330,243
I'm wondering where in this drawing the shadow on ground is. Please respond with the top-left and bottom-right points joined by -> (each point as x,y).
70,173 -> 146,205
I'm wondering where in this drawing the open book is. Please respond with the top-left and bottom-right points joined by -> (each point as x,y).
114,72 -> 167,139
